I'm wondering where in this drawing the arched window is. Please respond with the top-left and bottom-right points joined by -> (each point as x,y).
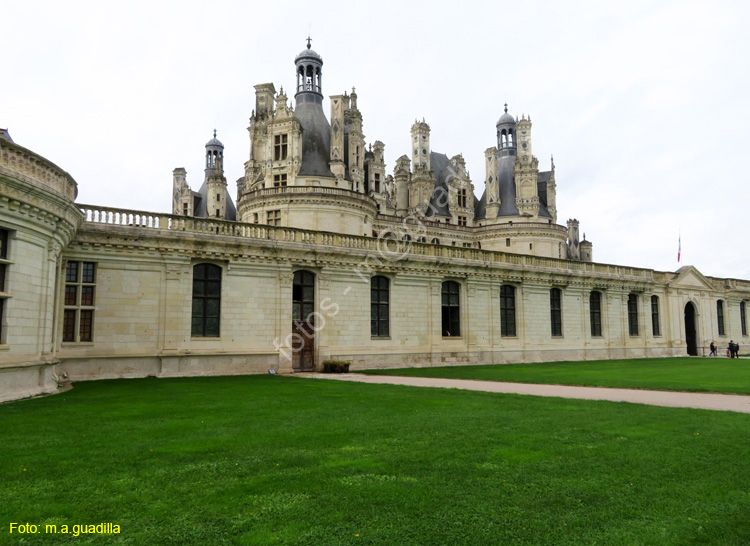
717,300 -> 726,336
431,238 -> 440,245
402,234 -> 411,242
590,291 -> 602,337
651,295 -> 661,336
371,276 -> 389,337
192,263 -> 221,337
417,236 -> 426,243
550,288 -> 562,337
507,130 -> 514,146
500,285 -> 516,337
441,281 -> 460,337
628,294 -> 639,336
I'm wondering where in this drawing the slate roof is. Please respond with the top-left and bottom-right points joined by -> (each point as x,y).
424,152 -> 455,218
194,181 -> 237,221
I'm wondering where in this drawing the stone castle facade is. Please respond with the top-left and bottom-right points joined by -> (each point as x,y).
1,42 -> 748,402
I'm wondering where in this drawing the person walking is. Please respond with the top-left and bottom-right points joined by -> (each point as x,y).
710,341 -> 717,357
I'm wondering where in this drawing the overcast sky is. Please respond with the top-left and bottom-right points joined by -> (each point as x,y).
5,0 -> 749,280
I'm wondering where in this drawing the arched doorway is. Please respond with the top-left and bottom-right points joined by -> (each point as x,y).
684,302 -> 698,356
292,270 -> 315,372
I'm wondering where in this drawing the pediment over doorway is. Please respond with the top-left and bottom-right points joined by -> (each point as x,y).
668,266 -> 714,291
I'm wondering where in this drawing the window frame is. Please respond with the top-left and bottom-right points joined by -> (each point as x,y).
741,301 -> 747,337
0,228 -> 10,344
627,293 -> 639,336
550,287 -> 563,337
370,276 -> 390,338
717,300 -> 726,336
590,290 -> 602,337
62,260 -> 97,343
500,285 -> 516,337
441,281 -> 461,337
274,134 -> 288,161
651,295 -> 661,336
191,263 -> 222,338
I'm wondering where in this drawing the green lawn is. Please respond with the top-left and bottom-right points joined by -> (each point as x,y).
363,357 -> 750,394
2,375 -> 750,545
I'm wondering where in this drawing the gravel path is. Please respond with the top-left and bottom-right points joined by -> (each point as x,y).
294,373 -> 750,414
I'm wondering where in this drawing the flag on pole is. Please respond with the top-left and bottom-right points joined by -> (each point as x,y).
677,232 -> 681,263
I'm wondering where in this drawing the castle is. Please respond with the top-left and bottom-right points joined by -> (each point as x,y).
1,40 -> 748,402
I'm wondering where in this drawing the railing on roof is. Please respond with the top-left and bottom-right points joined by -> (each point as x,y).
77,203 -> 656,280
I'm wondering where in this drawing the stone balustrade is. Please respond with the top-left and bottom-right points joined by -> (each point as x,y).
0,139 -> 78,201
77,203 -> 664,281
237,185 -> 377,206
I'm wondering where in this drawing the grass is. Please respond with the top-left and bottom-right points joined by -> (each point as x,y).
1,374 -> 750,545
363,357 -> 750,394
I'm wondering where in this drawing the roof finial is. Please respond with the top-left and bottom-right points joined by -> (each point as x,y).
213,128 -> 217,138
504,103 -> 508,113
306,35 -> 312,49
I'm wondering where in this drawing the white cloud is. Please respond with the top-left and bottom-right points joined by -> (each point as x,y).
3,0 -> 749,280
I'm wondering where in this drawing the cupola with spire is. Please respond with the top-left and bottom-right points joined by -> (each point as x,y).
205,129 -> 224,173
496,103 -> 516,157
292,37 -> 333,178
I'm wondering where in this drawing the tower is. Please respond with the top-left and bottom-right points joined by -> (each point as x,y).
205,130 -> 227,219
411,120 -> 431,171
513,115 -> 540,217
172,167 -> 189,216
567,219 -> 581,260
495,104 -> 519,217
293,37 -> 333,179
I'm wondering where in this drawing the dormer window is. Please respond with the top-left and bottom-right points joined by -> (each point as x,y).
274,134 -> 288,161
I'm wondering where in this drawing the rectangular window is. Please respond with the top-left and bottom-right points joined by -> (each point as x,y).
550,288 -> 562,337
458,189 -> 467,208
741,301 -> 747,336
500,285 -> 516,337
0,228 -> 8,343
628,293 -> 639,336
458,216 -> 467,227
717,300 -> 725,336
192,263 -> 222,337
371,276 -> 389,337
590,291 -> 602,337
183,203 -> 189,216
266,210 -> 281,226
274,134 -> 288,161
374,173 -> 381,193
651,295 -> 661,336
273,174 -> 288,187
63,261 -> 96,343
506,238 -> 511,247
441,281 -> 461,337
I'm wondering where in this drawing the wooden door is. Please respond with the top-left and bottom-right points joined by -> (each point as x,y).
292,270 -> 315,371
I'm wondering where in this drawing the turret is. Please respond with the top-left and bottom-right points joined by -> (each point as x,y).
205,130 -> 227,219
172,167 -> 189,216
566,219 -> 581,260
394,155 -> 411,216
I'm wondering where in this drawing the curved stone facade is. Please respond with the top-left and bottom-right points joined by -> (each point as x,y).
0,138 -> 83,402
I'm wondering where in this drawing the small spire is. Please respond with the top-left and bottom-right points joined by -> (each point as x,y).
213,129 -> 217,138
504,103 -> 508,113
306,36 -> 312,49
352,86 -> 356,94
